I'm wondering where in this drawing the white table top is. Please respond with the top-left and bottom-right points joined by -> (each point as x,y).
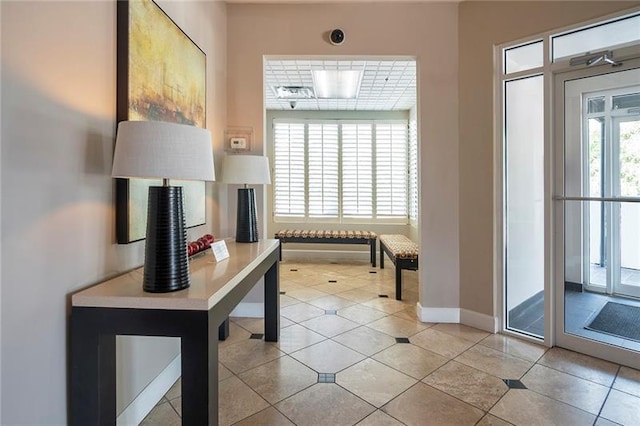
72,239 -> 279,311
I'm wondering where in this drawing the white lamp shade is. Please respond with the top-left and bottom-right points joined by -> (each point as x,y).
112,120 -> 215,181
222,155 -> 271,185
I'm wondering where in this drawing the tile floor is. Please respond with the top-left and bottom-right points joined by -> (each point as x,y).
141,259 -> 640,425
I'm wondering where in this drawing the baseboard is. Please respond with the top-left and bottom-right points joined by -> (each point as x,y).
417,303 -> 460,323
416,304 -> 498,333
460,308 -> 499,333
280,249 -> 369,262
230,302 -> 264,318
117,354 -> 181,426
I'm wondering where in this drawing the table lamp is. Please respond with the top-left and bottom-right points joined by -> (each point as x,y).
222,155 -> 271,243
112,121 -> 215,292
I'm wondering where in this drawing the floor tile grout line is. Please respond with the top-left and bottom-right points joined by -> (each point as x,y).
535,355 -> 619,388
421,358 -> 507,415
231,360 -> 317,413
230,344 -> 383,424
424,341 -> 527,417
475,333 -> 549,365
472,413 -> 505,426
492,349 -> 613,420
419,381 -> 492,419
593,364 -> 621,424
533,359 -> 615,389
165,396 -> 181,419
429,343 -> 614,421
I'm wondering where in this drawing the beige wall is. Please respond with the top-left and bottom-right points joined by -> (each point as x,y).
0,0 -> 226,422
458,1 -> 640,317
228,2 -> 460,309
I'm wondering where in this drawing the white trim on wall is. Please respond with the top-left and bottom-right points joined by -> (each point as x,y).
417,303 -> 460,323
116,355 -> 181,426
417,303 -> 498,333
460,308 -> 499,333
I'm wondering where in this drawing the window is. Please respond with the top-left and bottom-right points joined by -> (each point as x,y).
308,123 -> 339,217
273,119 -> 410,223
273,122 -> 305,217
376,123 -> 408,217
552,14 -> 640,61
504,41 -> 543,74
342,123 -> 373,218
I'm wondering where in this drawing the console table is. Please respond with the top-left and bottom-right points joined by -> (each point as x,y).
70,239 -> 280,425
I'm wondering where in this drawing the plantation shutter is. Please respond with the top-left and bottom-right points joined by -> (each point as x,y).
308,123 -> 339,218
273,122 -> 305,217
375,122 -> 408,217
342,123 -> 373,218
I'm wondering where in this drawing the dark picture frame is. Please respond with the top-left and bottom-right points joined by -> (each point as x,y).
116,0 -> 207,243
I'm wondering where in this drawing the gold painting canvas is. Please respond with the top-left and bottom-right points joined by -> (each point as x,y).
116,0 -> 207,243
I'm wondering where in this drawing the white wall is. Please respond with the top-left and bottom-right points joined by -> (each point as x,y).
0,1 -> 227,423
228,2 -> 461,312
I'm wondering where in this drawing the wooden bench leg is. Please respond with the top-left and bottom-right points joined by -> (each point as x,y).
218,318 -> 229,340
370,240 -> 376,267
396,267 -> 402,300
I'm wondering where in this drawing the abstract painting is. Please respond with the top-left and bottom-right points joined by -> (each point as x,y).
116,0 -> 206,243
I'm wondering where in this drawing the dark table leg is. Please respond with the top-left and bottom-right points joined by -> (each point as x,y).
264,259 -> 280,342
181,311 -> 218,425
218,318 -> 229,341
396,266 -> 402,300
70,308 -> 116,425
380,244 -> 385,269
370,240 -> 376,267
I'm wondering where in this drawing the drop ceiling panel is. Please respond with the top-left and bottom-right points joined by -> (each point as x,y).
265,59 -> 416,111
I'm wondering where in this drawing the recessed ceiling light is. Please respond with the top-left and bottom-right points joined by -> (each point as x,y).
312,70 -> 362,99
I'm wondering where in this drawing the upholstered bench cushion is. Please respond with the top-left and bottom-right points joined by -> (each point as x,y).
379,234 -> 419,259
275,229 -> 377,266
276,229 -> 377,240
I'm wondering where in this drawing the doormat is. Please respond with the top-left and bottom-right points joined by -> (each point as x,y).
585,302 -> 640,342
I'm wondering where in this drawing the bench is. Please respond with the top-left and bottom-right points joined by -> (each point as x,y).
379,234 -> 419,300
275,229 -> 377,267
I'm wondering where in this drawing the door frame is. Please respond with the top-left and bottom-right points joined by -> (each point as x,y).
495,7 -> 640,353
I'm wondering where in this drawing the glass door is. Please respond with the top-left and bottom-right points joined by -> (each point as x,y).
555,60 -> 640,367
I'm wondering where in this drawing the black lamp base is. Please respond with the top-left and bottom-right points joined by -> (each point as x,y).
143,186 -> 190,292
236,187 -> 258,243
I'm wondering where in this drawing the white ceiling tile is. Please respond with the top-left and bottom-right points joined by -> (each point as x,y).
265,58 -> 416,111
